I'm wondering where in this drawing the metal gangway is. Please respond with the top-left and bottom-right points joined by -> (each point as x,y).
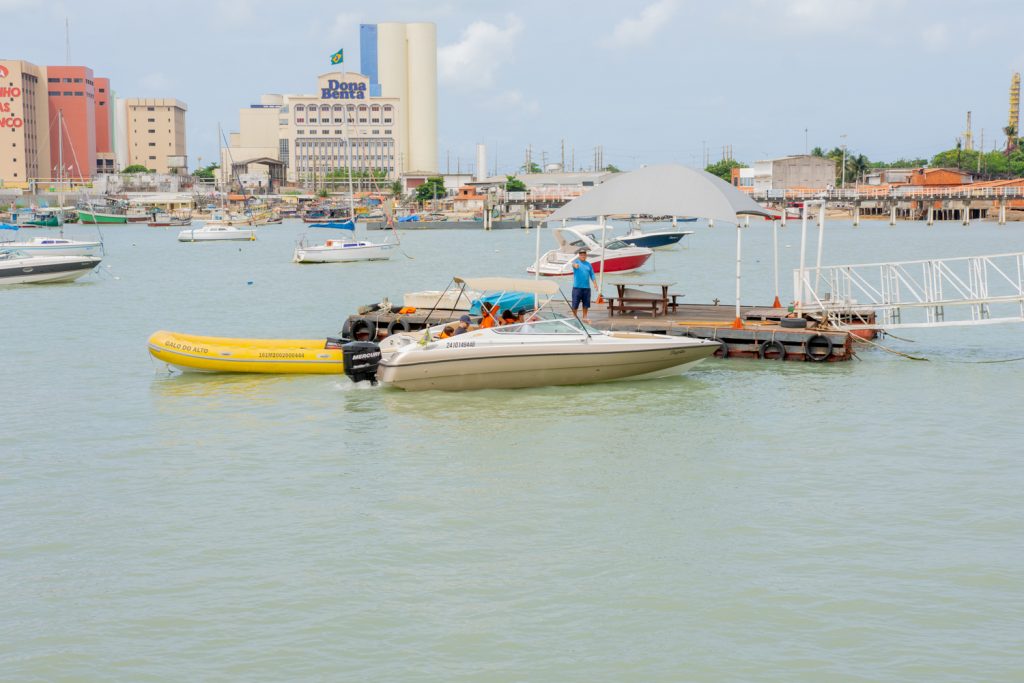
794,252 -> 1024,329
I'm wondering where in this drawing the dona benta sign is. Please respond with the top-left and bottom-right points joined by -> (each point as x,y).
321,79 -> 366,100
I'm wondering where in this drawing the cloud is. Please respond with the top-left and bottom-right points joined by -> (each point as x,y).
486,89 -> 540,115
140,72 -> 171,91
608,0 -> 679,47
921,23 -> 949,51
329,11 -> 361,42
438,15 -> 523,88
748,0 -> 893,31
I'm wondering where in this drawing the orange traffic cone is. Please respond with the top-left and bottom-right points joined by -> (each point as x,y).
772,295 -> 782,308
731,316 -> 744,329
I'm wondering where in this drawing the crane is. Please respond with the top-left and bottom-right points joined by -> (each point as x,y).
1008,72 -> 1020,152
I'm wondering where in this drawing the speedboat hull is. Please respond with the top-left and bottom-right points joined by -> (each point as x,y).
620,230 -> 693,250
2,238 -> 102,256
0,253 -> 101,284
178,226 -> 256,241
147,330 -> 345,374
378,332 -> 719,391
528,250 -> 651,276
293,242 -> 393,263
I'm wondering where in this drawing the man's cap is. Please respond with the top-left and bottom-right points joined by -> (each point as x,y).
576,248 -> 588,254
459,314 -> 471,323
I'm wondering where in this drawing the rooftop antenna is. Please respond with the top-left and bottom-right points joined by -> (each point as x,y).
65,17 -> 70,64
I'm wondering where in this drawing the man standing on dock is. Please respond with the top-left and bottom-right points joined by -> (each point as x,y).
571,248 -> 597,323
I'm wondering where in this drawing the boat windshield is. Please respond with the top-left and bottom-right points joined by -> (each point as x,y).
0,249 -> 28,260
492,317 -> 602,336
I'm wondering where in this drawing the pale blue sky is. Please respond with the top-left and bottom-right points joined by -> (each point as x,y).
4,0 -> 1022,172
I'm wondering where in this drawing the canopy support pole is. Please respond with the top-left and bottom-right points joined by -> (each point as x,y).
731,220 -> 744,329
597,215 -> 606,303
772,219 -> 781,308
815,200 -> 826,306
797,203 -> 809,313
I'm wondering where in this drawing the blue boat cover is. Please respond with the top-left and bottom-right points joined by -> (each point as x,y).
310,220 -> 355,230
397,214 -> 420,222
0,223 -> 19,231
469,291 -> 536,316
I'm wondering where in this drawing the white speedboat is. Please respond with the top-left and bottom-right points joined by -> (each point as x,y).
1,234 -> 102,257
346,277 -> 719,391
527,225 -> 653,276
293,231 -> 394,263
0,249 -> 102,285
178,224 -> 256,242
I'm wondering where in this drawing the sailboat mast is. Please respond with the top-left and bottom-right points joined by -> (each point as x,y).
58,109 -> 64,233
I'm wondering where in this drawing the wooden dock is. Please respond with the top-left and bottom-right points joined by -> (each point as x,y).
342,301 -> 858,363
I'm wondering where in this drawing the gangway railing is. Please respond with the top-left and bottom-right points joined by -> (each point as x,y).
793,251 -> 1024,329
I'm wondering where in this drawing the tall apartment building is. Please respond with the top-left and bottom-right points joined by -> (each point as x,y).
0,59 -> 50,186
121,98 -> 187,174
94,77 -> 115,174
45,65 -> 97,180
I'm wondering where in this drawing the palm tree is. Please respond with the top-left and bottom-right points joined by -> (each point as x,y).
1004,125 -> 1018,154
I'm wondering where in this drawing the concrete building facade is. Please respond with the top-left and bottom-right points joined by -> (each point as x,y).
44,65 -> 98,181
94,77 -> 115,174
753,155 -> 836,191
121,98 -> 187,174
0,60 -> 50,187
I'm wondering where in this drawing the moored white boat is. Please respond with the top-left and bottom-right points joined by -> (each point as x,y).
0,249 -> 102,285
527,225 -> 653,276
293,237 -> 394,263
355,277 -> 719,391
178,224 -> 256,242
0,235 -> 102,256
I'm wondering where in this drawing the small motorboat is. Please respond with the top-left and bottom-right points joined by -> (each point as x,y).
0,248 -> 102,285
293,222 -> 393,263
178,224 -> 256,242
619,222 -> 694,250
364,276 -> 720,391
147,213 -> 192,227
1,223 -> 102,256
527,225 -> 653,276
148,330 -> 347,374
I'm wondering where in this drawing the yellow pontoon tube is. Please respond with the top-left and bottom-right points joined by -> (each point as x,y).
148,330 -> 346,374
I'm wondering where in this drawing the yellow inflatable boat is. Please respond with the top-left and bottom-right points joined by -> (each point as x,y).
148,330 -> 346,374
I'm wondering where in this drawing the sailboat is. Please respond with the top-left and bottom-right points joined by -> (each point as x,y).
2,110 -> 102,257
292,112 -> 395,264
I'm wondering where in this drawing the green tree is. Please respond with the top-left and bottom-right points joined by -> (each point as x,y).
123,164 -> 152,174
520,161 -> 542,174
316,188 -> 330,198
390,180 -> 403,196
192,163 -> 219,180
704,158 -> 744,182
504,175 -> 527,192
810,146 -> 824,157
603,164 -> 622,173
415,176 -> 445,203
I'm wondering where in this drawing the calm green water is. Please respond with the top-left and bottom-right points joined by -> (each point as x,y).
3,219 -> 1023,681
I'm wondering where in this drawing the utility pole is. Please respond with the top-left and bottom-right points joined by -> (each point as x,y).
446,149 -> 450,174
541,150 -> 547,170
570,147 -> 574,172
560,138 -> 565,170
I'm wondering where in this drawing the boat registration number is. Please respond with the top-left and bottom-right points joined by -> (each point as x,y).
445,340 -> 475,348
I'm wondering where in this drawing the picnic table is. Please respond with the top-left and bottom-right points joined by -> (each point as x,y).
605,281 -> 683,317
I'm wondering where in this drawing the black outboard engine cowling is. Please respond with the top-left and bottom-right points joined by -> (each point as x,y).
342,341 -> 382,385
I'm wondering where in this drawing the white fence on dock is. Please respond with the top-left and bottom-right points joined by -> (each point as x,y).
794,252 -> 1024,329
757,187 -> 1024,202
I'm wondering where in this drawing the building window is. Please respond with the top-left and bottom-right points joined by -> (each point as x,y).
147,118 -> 155,122
384,129 -> 392,135
149,156 -> 156,160
73,78 -> 82,83
383,118 -> 392,123
147,106 -> 154,111
296,118 -> 304,124
148,129 -> 156,133
148,142 -> 156,146
48,90 -> 59,96
48,77 -> 59,83
63,91 -> 73,96
62,78 -> 71,83
99,88 -> 105,93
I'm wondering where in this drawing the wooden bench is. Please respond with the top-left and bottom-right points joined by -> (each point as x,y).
606,283 -> 683,317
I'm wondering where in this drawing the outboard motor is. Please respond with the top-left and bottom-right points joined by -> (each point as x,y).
342,341 -> 382,385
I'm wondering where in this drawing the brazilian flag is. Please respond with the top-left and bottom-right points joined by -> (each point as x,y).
330,49 -> 344,65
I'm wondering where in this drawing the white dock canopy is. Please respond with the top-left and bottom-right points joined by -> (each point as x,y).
455,276 -> 560,295
545,164 -> 772,225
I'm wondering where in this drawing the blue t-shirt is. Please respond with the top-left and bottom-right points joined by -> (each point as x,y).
572,259 -> 596,289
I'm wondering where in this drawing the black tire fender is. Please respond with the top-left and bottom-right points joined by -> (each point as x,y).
805,334 -> 834,362
386,318 -> 411,335
759,340 -> 787,360
349,318 -> 376,341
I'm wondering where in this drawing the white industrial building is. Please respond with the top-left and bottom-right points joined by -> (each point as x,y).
753,155 -> 836,191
